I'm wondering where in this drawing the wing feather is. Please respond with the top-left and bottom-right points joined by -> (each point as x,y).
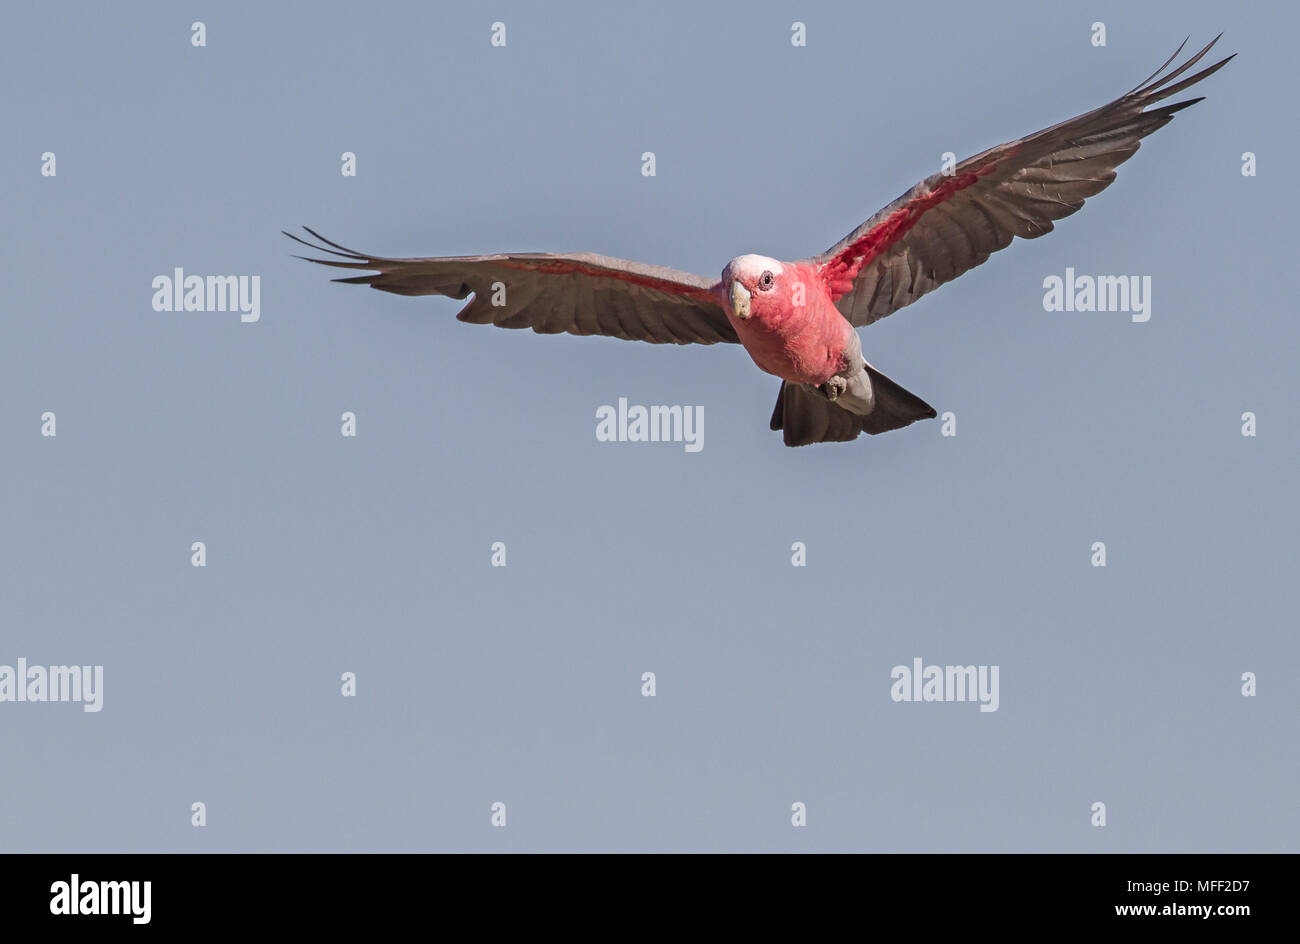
812,37 -> 1232,327
287,228 -> 737,345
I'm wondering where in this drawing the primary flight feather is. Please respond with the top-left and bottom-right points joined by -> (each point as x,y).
290,37 -> 1231,447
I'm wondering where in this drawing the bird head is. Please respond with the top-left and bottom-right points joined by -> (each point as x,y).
722,254 -> 790,327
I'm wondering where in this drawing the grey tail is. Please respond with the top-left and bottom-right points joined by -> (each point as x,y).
769,363 -> 937,447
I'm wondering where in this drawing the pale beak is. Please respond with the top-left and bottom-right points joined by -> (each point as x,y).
730,280 -> 751,320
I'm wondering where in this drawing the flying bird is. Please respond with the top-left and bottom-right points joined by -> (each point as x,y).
289,37 -> 1231,447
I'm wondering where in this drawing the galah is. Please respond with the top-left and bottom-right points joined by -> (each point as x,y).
289,38 -> 1230,446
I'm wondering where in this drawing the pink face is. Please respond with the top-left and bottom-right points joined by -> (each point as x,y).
722,254 -> 794,329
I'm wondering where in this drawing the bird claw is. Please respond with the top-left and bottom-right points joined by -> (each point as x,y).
819,376 -> 848,402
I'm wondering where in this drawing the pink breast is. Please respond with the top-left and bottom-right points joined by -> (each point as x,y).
731,276 -> 851,385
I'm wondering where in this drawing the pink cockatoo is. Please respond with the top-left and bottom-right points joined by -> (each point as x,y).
290,38 -> 1229,446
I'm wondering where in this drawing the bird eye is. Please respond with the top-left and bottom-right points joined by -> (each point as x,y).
759,270 -> 774,291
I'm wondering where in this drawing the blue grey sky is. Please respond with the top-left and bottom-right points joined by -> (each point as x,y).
1,1 -> 1295,851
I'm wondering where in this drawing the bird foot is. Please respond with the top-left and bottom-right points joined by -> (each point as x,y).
819,376 -> 848,402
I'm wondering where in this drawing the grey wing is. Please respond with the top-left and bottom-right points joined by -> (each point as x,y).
286,227 -> 737,345
811,36 -> 1232,327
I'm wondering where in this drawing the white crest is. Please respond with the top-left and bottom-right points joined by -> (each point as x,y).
725,254 -> 784,283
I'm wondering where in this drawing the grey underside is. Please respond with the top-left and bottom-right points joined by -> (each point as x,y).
769,363 -> 937,447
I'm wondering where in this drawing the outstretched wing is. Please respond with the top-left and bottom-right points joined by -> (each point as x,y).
287,227 -> 737,345
811,37 -> 1233,327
